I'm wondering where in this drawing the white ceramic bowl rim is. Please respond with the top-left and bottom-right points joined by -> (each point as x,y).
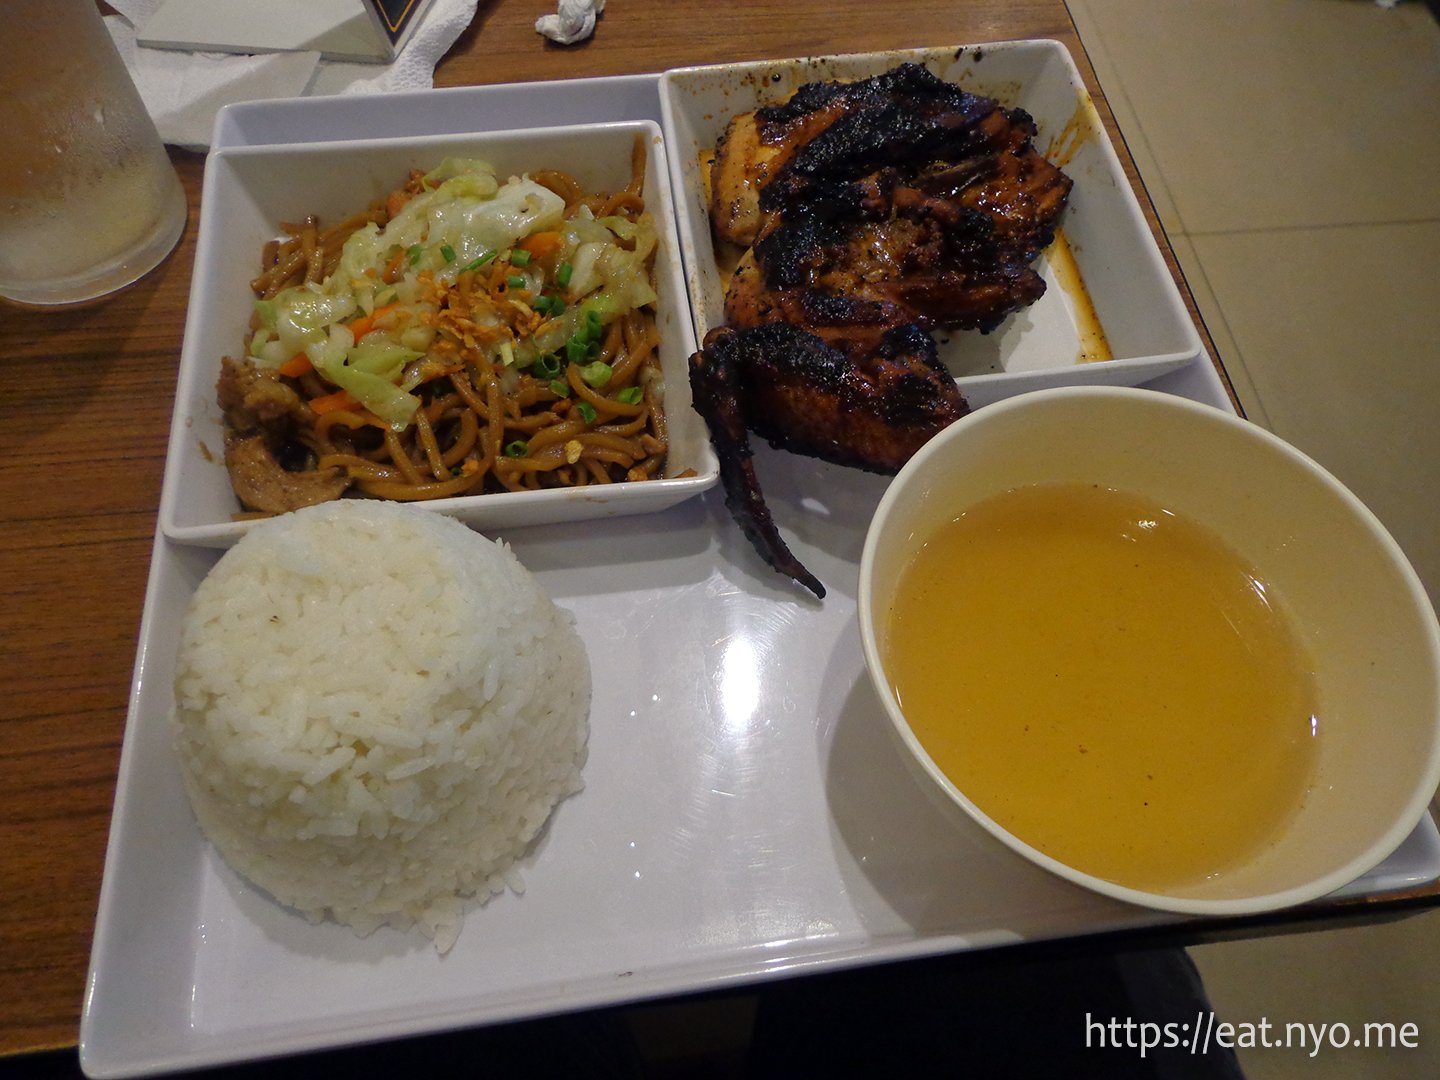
858,385 -> 1440,916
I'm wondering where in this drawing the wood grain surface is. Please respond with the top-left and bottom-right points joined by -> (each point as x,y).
0,0 -> 1317,1056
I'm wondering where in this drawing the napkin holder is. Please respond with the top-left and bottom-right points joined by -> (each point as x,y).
138,0 -> 437,63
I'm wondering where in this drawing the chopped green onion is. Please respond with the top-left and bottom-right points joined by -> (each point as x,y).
459,249 -> 497,274
565,338 -> 589,365
504,439 -> 529,457
440,244 -> 456,263
585,308 -> 602,336
580,360 -> 612,388
509,248 -> 531,267
507,275 -> 527,290
533,352 -> 561,379
549,379 -> 570,397
549,297 -> 566,315
576,401 -> 597,424
407,244 -> 424,266
533,294 -> 554,315
616,386 -> 644,405
555,261 -> 574,287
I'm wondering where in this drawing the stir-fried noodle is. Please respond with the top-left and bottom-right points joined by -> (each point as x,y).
220,140 -> 674,514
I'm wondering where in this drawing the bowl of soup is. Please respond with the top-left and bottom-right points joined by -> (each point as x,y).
858,385 -> 1440,915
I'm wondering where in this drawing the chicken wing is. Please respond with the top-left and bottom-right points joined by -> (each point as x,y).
690,321 -> 968,598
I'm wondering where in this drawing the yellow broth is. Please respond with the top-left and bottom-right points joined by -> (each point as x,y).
882,482 -> 1320,892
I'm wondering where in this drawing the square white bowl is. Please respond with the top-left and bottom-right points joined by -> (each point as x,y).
659,41 -> 1204,408
160,120 -> 717,548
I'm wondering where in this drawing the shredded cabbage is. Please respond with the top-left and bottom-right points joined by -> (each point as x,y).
254,158 -> 656,431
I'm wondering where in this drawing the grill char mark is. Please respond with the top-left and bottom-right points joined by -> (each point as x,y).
691,64 -> 1073,595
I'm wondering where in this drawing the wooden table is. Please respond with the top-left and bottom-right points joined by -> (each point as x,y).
1,0 -> 1433,1063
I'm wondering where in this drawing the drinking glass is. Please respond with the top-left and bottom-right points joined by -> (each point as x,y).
0,0 -> 187,305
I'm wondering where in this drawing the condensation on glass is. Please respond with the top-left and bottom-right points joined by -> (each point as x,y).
0,0 -> 186,305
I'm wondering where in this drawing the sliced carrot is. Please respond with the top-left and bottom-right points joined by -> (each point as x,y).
309,389 -> 359,415
382,249 -> 406,284
518,231 -> 563,260
347,302 -> 400,341
277,353 -> 314,378
385,189 -> 411,218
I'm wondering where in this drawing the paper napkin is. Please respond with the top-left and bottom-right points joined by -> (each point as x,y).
104,0 -> 480,150
536,0 -> 606,45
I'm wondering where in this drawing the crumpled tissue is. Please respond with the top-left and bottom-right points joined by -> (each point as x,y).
536,0 -> 606,45
103,0 -> 479,151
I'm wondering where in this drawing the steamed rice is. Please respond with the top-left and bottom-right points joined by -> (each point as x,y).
172,501 -> 590,951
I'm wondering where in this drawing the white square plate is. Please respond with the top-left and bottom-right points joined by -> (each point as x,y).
660,41 -> 1203,407
160,119 -> 717,548
82,71 -> 1437,1080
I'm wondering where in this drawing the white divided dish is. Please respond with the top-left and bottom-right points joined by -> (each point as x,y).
80,63 -> 1440,1079
159,119 -> 717,548
660,41 -> 1204,407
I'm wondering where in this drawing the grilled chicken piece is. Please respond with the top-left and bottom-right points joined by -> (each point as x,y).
710,113 -> 778,248
725,166 -> 1054,345
723,245 -> 922,362
708,68 -> 894,248
723,68 -> 1071,337
745,66 -> 1005,215
690,322 -> 968,598
692,64 -> 1071,595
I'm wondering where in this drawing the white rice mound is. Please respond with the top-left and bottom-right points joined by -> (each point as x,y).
172,501 -> 590,951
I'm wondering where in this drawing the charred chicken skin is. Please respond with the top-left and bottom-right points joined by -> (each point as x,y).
689,64 -> 1072,596
693,321 -> 966,598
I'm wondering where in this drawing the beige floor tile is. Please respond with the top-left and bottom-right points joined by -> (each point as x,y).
1188,220 -> 1440,601
1067,5 -> 1440,1073
1067,0 -> 1440,235
1068,0 -> 1184,235
1190,909 -> 1440,1080
1163,232 -> 1274,427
